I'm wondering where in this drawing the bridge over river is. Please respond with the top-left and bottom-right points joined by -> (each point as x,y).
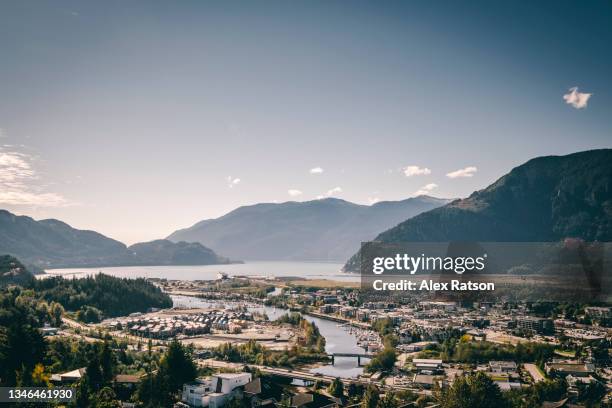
328,352 -> 374,366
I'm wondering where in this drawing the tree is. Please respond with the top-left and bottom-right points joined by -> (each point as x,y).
328,377 -> 344,398
51,302 -> 64,326
578,380 -> 606,407
161,340 -> 197,392
137,340 -> 197,406
94,387 -> 121,408
31,363 -> 50,387
437,372 -> 510,408
377,391 -> 397,408
366,347 -> 396,373
347,383 -> 362,400
361,385 -> 380,408
100,341 -> 115,384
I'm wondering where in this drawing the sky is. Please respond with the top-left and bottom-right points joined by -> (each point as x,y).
0,1 -> 611,244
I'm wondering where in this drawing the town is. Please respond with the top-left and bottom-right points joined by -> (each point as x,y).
42,274 -> 611,407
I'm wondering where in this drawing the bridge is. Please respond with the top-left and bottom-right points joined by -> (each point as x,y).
329,352 -> 374,366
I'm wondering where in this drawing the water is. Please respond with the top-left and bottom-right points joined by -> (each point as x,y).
43,261 -> 359,282
170,295 -> 367,378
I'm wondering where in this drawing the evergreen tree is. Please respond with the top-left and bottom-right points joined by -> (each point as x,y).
328,377 -> 344,398
437,372 -> 509,408
361,385 -> 380,408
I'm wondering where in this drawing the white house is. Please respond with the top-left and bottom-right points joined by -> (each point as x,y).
182,373 -> 252,407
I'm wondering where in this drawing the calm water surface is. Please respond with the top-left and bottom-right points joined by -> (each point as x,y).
171,295 -> 367,378
44,261 -> 359,282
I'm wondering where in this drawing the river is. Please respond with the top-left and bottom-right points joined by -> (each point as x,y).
171,295 -> 368,378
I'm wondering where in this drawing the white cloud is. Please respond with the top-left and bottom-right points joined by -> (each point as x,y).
0,147 -> 72,207
563,87 -> 592,109
367,197 -> 381,205
403,165 -> 431,177
0,191 -> 69,207
326,186 -> 342,196
226,176 -> 241,188
317,186 -> 343,199
288,189 -> 303,197
446,166 -> 477,178
309,167 -> 324,174
414,183 -> 438,196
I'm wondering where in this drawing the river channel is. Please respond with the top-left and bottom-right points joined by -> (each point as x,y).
171,295 -> 369,378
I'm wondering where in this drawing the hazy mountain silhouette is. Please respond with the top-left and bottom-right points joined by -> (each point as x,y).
168,196 -> 450,261
0,210 -> 231,269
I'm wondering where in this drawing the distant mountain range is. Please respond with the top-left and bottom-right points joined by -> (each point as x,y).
167,196 -> 451,261
345,149 -> 612,271
0,210 -> 231,270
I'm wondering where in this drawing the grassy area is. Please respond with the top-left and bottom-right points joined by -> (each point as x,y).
554,349 -> 576,358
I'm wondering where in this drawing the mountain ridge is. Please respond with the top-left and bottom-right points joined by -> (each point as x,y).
0,210 -> 232,270
344,149 -> 612,271
168,195 -> 452,261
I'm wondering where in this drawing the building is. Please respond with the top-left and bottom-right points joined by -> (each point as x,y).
40,324 -> 59,336
545,361 -> 595,377
243,377 -> 284,408
50,368 -> 86,384
412,374 -> 438,389
412,359 -> 443,373
585,306 -> 611,319
515,316 -> 553,334
182,373 -> 252,408
489,361 -> 518,373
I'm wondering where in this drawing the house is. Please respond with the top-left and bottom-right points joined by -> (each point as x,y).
244,377 -> 284,408
114,374 -> 140,388
182,373 -> 252,408
182,378 -> 213,407
289,393 -> 338,408
50,368 -> 86,384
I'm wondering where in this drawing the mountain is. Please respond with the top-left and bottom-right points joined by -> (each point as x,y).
167,196 -> 451,261
0,210 -> 231,269
0,255 -> 34,286
127,240 -> 231,266
344,149 -> 612,271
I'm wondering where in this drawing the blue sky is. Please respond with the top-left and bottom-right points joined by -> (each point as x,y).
0,1 -> 610,243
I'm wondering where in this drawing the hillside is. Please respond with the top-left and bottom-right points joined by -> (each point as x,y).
0,211 -> 231,269
0,255 -> 34,286
167,196 -> 450,261
344,149 -> 612,271
127,239 -> 231,265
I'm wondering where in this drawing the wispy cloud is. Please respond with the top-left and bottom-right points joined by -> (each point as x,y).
563,87 -> 592,109
288,189 -> 303,197
367,197 -> 380,205
446,166 -> 477,178
309,167 -> 324,174
226,176 -> 241,188
317,186 -> 343,199
414,183 -> 438,196
0,146 -> 72,207
403,165 -> 431,177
